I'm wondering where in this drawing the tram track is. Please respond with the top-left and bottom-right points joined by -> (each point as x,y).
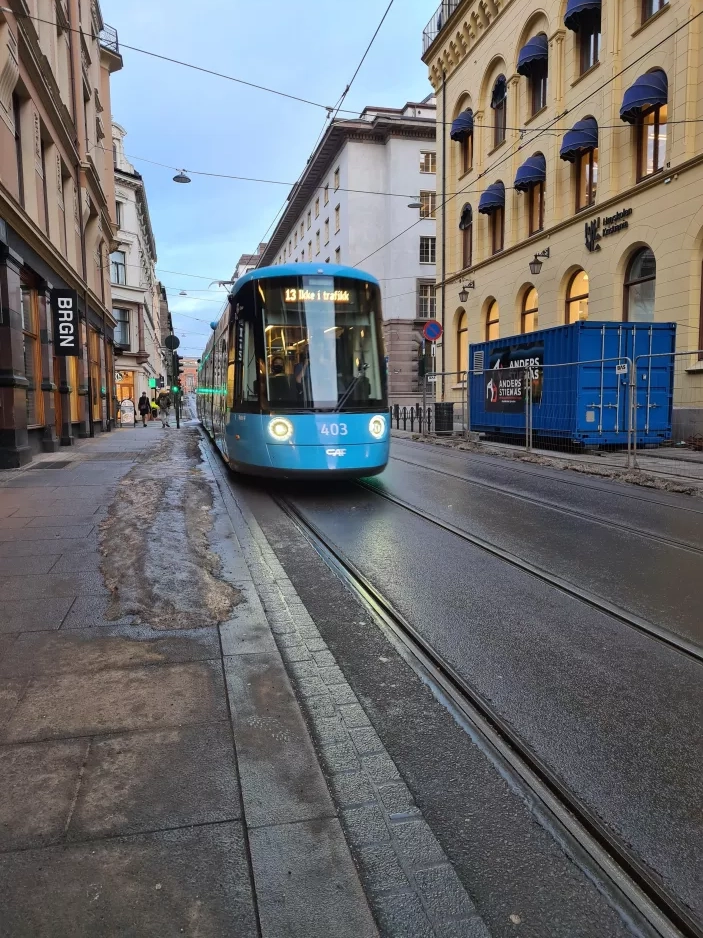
274,491 -> 701,938
386,452 -> 703,556
391,437 -> 703,513
356,479 -> 703,663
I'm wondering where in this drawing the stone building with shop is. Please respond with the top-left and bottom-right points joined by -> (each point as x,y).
422,0 -> 703,433
111,122 -> 166,406
0,0 -> 122,467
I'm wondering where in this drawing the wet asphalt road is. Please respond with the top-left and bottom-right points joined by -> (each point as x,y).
280,443 -> 703,925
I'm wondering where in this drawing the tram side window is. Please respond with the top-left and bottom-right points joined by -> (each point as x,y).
241,321 -> 259,403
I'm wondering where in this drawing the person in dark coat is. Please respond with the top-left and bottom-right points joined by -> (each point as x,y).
137,392 -> 151,427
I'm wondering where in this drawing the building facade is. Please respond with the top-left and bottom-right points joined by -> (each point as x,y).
111,122 -> 166,405
234,243 -> 268,281
422,0 -> 703,432
180,357 -> 198,393
259,99 -> 438,401
0,0 -> 122,467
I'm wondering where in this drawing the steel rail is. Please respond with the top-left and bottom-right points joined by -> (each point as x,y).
275,492 -> 701,938
386,452 -> 703,556
391,437 -> 703,515
356,480 -> 703,664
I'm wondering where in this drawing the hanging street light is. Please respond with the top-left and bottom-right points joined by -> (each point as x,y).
529,247 -> 550,276
407,196 -> 422,209
173,170 -> 192,184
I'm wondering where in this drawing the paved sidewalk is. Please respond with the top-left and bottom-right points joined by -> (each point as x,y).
0,422 -> 376,937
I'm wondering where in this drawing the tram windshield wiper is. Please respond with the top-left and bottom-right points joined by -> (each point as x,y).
335,364 -> 368,412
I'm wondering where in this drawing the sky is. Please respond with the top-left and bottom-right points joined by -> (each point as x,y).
100,0 -> 437,358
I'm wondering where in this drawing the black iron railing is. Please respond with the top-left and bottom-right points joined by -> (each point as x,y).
100,24 -> 119,54
389,405 -> 434,434
422,0 -> 461,54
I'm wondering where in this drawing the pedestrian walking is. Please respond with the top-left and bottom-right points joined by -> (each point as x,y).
158,393 -> 172,428
137,392 -> 151,427
150,399 -> 158,421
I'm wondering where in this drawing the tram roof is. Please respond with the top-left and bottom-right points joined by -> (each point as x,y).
231,263 -> 379,298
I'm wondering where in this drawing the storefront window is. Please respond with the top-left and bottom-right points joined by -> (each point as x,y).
20,284 -> 44,427
457,311 -> 467,379
486,301 -> 500,341
522,288 -> 539,333
566,270 -> 589,323
69,356 -> 80,421
624,248 -> 656,322
89,327 -> 101,420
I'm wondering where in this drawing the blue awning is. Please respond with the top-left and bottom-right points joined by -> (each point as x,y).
490,75 -> 507,110
478,181 -> 505,215
517,34 -> 548,77
450,109 -> 474,141
514,153 -> 546,192
620,70 -> 668,123
564,0 -> 601,31
559,116 -> 598,162
459,203 -> 473,230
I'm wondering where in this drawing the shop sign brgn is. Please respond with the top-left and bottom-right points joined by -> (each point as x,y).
50,289 -> 79,356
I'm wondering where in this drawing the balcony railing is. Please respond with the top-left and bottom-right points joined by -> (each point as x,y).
99,23 -> 119,54
422,0 -> 461,54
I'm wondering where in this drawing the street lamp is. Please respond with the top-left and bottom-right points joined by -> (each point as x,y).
407,196 -> 422,209
458,281 -> 475,303
173,170 -> 191,184
529,247 -> 550,275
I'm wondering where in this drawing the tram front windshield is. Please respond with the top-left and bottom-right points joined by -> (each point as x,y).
257,276 -> 385,411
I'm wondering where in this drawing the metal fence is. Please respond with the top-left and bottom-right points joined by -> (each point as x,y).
390,350 -> 703,476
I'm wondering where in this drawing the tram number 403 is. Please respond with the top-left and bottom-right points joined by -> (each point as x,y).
320,423 -> 348,437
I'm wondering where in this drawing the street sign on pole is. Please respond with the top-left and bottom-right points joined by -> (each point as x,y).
423,319 -> 443,342
164,335 -> 180,351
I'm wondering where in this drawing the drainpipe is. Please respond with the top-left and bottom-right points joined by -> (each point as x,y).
441,70 -> 447,401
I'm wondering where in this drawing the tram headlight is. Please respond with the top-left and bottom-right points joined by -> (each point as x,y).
369,414 -> 386,439
268,417 -> 293,442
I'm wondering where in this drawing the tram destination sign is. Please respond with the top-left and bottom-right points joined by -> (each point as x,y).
50,288 -> 79,356
284,288 -> 350,303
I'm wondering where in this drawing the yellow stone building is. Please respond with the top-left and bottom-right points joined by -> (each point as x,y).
422,0 -> 703,433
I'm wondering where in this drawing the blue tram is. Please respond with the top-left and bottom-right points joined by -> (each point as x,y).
197,263 -> 389,478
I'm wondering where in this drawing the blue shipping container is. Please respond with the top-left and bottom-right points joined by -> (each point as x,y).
469,321 -> 676,446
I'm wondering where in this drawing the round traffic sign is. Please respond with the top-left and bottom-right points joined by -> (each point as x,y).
164,334 -> 180,350
423,319 -> 443,342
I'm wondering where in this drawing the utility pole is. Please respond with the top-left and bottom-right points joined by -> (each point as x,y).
169,320 -> 180,430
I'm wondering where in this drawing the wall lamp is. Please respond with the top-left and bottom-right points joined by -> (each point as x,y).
529,248 -> 550,275
458,281 -> 475,303
407,196 -> 422,209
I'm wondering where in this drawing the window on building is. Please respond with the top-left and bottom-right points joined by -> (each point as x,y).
334,167 -> 340,190
457,311 -> 468,378
522,287 -> 539,333
307,210 -> 311,229
12,93 -> 24,208
324,218 -> 330,244
88,327 -> 101,421
113,307 -> 130,347
316,230 -> 320,255
486,301 -> 500,341
420,151 -> 437,173
566,270 -> 589,323
530,62 -> 548,116
326,257 -> 330,263
315,197 -> 320,217
580,13 -> 601,74
638,100 -> 667,180
324,183 -> 329,205
300,222 -> 304,240
576,147 -> 598,210
643,0 -> 667,22
335,205 -> 340,233
419,191 -> 437,219
307,240 -> 312,261
491,76 -> 507,148
491,206 -> 505,254
418,283 -> 436,319
528,180 -> 545,234
20,283 -> 43,427
115,201 -> 123,227
459,204 -> 473,269
110,250 -> 126,284
289,238 -> 293,252
624,248 -> 656,322
420,236 -> 436,264
335,247 -> 341,264
461,132 -> 474,174
294,231 -> 298,247
40,140 -> 50,236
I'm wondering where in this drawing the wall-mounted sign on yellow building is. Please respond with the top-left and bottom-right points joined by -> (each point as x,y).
422,0 -> 703,433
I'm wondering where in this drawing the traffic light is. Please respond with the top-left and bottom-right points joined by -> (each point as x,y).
171,385 -> 179,394
174,353 -> 184,376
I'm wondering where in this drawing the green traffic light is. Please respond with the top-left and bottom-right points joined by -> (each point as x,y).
171,386 -> 179,393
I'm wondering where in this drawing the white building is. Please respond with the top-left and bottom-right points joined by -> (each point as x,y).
110,122 -> 166,405
234,243 -> 268,281
259,97 -> 437,400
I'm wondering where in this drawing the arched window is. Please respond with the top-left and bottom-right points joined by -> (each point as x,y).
517,33 -> 548,117
522,287 -> 539,333
457,311 -> 468,379
491,76 -> 507,148
624,248 -> 656,322
459,203 -> 473,269
637,72 -> 667,179
486,301 -> 500,341
566,270 -> 589,323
